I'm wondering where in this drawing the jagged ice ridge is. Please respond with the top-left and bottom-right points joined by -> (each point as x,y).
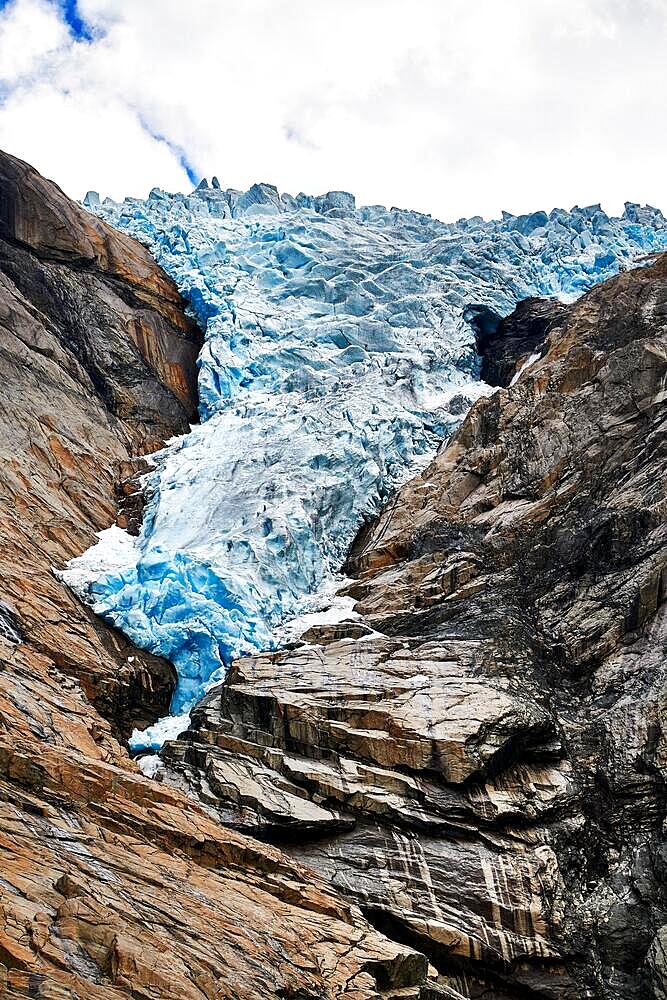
62,180 -> 667,749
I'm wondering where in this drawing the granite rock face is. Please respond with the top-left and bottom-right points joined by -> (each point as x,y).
159,255 -> 667,998
0,669 -> 430,1000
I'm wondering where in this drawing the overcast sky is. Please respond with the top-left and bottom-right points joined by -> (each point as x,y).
0,0 -> 665,221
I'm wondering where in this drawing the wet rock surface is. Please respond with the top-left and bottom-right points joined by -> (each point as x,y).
161,256 -> 667,998
0,150 -> 439,999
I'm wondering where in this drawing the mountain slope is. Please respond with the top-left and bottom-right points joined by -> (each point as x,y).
1,149 -> 665,999
0,151 -> 427,1000
158,253 -> 667,998
65,179 -> 667,747
0,148 -> 204,733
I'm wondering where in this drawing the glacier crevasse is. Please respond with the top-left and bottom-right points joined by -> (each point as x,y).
61,183 -> 667,748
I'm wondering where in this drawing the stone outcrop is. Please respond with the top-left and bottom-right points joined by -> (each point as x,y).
0,149 -> 204,735
468,296 -> 568,387
0,152 -> 430,999
0,658 -> 429,1000
159,255 -> 667,998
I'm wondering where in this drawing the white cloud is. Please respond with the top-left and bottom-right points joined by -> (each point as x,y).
0,0 -> 68,83
0,84 -> 191,198
0,0 -> 665,219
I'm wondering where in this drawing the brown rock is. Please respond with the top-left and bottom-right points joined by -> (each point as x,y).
0,148 -> 205,735
0,149 -> 195,348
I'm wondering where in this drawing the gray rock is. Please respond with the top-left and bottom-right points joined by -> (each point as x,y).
163,255 -> 667,998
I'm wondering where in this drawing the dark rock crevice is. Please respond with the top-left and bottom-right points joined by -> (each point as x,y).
467,296 -> 568,388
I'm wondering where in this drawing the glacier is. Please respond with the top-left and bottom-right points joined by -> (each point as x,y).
61,181 -> 667,749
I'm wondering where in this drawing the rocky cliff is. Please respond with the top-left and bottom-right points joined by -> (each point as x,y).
0,149 -> 204,735
1,150 -> 666,1000
157,253 -> 667,998
0,152 -> 428,999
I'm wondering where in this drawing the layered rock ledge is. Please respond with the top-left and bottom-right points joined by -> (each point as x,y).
158,254 -> 667,998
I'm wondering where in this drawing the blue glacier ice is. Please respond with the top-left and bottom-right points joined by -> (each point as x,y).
62,183 -> 667,748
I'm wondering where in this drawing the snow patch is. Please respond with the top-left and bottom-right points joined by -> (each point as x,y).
130,712 -> 191,753
136,753 -> 162,778
275,580 -> 360,643
510,350 -> 543,386
58,525 -> 139,600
